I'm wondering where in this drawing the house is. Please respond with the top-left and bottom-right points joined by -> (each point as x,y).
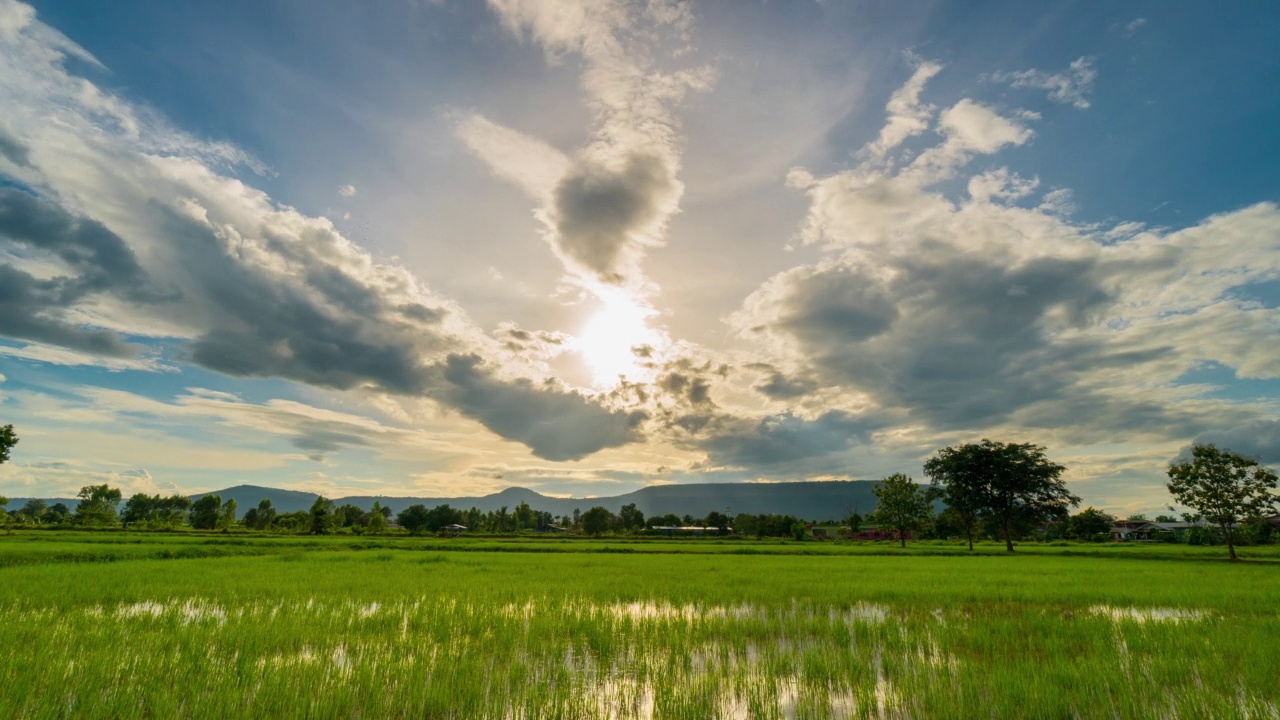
440,524 -> 467,537
849,525 -> 912,542
1110,520 -> 1163,541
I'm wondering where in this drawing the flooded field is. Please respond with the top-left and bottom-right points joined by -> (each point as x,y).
0,533 -> 1277,719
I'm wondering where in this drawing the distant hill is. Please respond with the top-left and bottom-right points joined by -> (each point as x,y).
194,481 -> 880,521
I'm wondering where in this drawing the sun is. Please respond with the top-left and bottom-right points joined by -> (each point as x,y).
575,294 -> 662,387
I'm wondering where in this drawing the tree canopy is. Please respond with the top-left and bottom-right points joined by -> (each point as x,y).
0,424 -> 16,465
925,440 -> 1078,551
871,473 -> 935,548
1168,443 -> 1279,560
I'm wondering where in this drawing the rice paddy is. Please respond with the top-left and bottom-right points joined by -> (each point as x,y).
1,531 -> 1277,719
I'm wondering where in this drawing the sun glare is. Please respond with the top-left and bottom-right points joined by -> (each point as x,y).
575,294 -> 662,387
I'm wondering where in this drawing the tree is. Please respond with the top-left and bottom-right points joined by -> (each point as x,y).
217,498 -> 237,530
704,511 -> 729,532
619,503 -> 644,531
189,494 -> 222,530
309,497 -> 336,535
74,484 -> 123,526
243,499 -> 276,530
19,499 -> 47,524
870,473 -> 935,548
0,424 -> 16,465
581,506 -> 613,536
926,440 -> 1077,552
122,493 -> 159,526
1068,507 -> 1115,539
366,501 -> 387,534
46,503 -> 71,524
1167,444 -> 1279,561
513,501 -> 535,531
924,445 -> 987,551
397,505 -> 430,534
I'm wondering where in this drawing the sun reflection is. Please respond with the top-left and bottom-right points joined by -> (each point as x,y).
575,293 -> 662,386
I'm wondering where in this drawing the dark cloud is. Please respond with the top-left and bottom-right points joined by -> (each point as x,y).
551,153 -> 676,284
1189,420 -> 1280,465
289,430 -> 372,462
694,410 -> 878,468
745,246 -> 1134,429
436,354 -> 646,461
0,189 -> 165,356
748,363 -> 819,400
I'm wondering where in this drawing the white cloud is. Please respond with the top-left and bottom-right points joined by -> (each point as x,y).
861,58 -> 943,160
338,184 -> 357,197
991,56 -> 1097,110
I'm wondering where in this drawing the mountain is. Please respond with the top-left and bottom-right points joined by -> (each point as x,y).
195,481 -> 880,521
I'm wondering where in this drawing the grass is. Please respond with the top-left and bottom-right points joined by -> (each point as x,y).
0,530 -> 1276,718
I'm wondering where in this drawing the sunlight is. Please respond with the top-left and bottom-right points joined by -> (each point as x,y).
574,293 -> 662,387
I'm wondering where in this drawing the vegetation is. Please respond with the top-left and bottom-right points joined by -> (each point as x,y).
1167,443 -> 1279,560
869,473 -> 935,547
924,440 -> 1078,552
0,530 -> 1275,719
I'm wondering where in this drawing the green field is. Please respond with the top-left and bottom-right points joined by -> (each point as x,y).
1,532 -> 1277,719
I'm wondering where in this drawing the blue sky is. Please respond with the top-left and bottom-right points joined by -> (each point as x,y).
1,0 -> 1278,514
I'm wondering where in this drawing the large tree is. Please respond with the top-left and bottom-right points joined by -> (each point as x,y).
871,473 -> 936,548
1167,444 -> 1279,561
74,484 -> 123,526
0,424 -> 16,465
925,440 -> 1078,552
309,497 -> 336,535
189,494 -> 222,530
581,506 -> 613,536
396,504 -> 431,535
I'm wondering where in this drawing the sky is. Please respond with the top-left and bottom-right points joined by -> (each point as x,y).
1,0 -> 1278,514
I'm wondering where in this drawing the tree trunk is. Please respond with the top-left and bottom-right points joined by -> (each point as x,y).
1223,523 -> 1237,561
900,527 -> 907,548
966,526 -> 974,551
1003,518 -> 1014,552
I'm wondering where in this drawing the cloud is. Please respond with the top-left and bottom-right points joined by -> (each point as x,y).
862,57 -> 943,159
0,1 -> 647,462
734,67 -> 1280,454
990,56 -> 1097,110
465,0 -> 711,288
1189,420 -> 1280,465
338,184 -> 357,197
434,353 -> 645,460
455,114 -> 570,199
0,188 -> 170,358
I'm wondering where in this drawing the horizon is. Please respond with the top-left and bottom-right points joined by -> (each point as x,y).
2,0 -> 1279,517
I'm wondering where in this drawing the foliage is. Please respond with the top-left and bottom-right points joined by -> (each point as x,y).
366,502 -> 388,535
871,473 -> 936,548
0,424 -> 16,465
1068,507 -> 1116,539
122,494 -> 192,528
1168,443 -> 1279,560
189,495 -> 223,530
74,484 -> 123,526
242,499 -> 277,531
396,505 -> 431,535
926,440 -> 1078,552
581,506 -> 613,536
309,497 -> 336,535
217,498 -> 237,530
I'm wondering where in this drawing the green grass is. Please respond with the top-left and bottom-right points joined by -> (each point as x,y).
0,531 -> 1276,718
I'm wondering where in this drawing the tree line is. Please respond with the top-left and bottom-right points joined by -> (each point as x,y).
1,425 -> 1276,558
